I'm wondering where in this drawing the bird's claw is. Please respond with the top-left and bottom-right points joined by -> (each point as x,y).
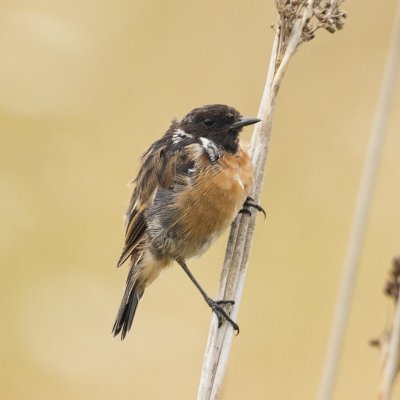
206,298 -> 240,334
239,196 -> 266,218
238,208 -> 252,216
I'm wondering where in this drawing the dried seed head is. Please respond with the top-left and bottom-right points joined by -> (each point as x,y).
302,23 -> 315,41
392,256 -> 400,277
384,256 -> 400,301
385,281 -> 399,299
313,0 -> 347,33
274,0 -> 346,70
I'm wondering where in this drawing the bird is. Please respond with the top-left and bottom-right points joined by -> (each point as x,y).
112,104 -> 263,340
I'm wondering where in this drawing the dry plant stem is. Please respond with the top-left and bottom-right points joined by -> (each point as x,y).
317,3 -> 400,400
198,3 -> 315,399
380,293 -> 400,400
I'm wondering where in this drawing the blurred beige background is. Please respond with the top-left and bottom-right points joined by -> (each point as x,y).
1,1 -> 399,399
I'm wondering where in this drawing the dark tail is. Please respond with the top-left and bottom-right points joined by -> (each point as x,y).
112,276 -> 144,340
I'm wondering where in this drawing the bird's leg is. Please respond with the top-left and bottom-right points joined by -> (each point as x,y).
239,196 -> 266,218
175,257 -> 239,333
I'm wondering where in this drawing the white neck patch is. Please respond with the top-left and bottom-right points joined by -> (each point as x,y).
172,128 -> 193,144
199,137 -> 220,162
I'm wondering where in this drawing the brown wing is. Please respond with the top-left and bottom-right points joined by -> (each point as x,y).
117,125 -> 199,267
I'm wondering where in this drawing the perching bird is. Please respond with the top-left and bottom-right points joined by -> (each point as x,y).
112,104 -> 263,340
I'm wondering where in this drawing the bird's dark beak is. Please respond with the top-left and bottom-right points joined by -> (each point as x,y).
230,117 -> 261,129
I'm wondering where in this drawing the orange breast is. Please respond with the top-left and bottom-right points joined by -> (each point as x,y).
175,143 -> 253,257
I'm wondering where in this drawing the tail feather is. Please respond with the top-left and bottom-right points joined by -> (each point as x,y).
113,253 -> 167,340
112,281 -> 144,340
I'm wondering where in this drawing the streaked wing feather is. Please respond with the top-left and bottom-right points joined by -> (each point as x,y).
117,212 -> 146,267
118,121 -> 204,267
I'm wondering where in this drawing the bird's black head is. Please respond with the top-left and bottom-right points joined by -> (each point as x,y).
180,104 -> 260,153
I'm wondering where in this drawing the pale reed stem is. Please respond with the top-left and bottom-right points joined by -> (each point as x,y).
198,2 -> 316,398
379,292 -> 400,400
317,2 -> 400,399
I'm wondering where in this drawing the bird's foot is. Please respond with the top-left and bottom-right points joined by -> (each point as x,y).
205,297 -> 240,334
239,196 -> 266,218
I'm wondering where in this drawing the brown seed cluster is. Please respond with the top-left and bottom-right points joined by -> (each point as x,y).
369,257 -> 400,354
384,256 -> 400,301
313,0 -> 347,34
275,0 -> 346,45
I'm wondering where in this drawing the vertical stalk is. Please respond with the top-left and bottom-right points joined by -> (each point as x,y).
317,2 -> 400,399
198,2 -> 322,398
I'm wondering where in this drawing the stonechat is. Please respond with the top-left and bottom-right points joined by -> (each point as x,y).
113,104 -> 262,339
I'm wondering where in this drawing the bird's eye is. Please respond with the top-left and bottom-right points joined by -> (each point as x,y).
225,114 -> 235,124
203,118 -> 215,127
